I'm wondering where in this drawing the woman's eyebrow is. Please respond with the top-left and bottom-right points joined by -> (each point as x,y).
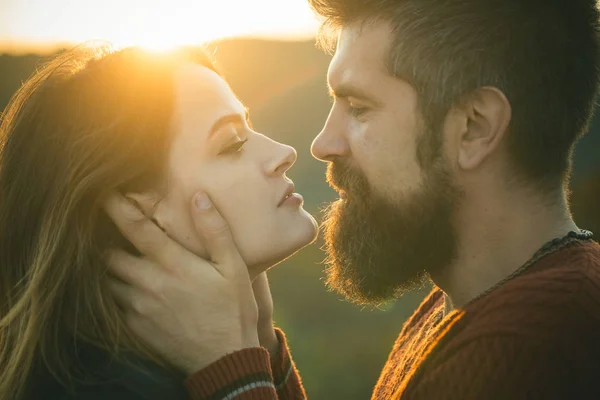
207,110 -> 249,140
244,107 -> 253,129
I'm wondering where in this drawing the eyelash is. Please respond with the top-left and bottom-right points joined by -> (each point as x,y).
219,138 -> 248,156
348,104 -> 368,117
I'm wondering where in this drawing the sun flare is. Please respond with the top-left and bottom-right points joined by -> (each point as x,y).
109,31 -> 214,53
1,0 -> 319,52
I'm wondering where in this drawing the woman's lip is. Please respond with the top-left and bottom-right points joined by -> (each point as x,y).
278,183 -> 296,206
281,192 -> 303,206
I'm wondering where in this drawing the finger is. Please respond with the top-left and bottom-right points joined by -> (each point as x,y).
104,192 -> 181,268
105,249 -> 162,291
252,272 -> 269,291
252,273 -> 273,321
191,192 -> 246,276
107,276 -> 142,313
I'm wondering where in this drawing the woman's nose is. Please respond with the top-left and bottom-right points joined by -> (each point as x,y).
267,141 -> 297,176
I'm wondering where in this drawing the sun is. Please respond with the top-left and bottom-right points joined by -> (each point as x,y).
112,35 -> 199,53
93,3 -> 246,52
108,24 -> 223,52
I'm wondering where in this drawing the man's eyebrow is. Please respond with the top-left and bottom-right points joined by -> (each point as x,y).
328,83 -> 382,106
208,108 -> 251,139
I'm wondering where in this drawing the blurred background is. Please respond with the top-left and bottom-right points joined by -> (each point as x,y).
0,1 -> 599,398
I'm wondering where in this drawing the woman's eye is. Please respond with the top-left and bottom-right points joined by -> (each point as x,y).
219,138 -> 248,156
348,104 -> 368,117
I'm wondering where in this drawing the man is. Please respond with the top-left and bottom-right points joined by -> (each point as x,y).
105,0 -> 600,398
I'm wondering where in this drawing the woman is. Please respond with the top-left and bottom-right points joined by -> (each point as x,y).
0,44 -> 318,399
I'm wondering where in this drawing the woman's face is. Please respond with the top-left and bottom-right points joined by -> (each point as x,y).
137,63 -> 318,277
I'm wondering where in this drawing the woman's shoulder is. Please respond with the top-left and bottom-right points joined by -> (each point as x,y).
30,379 -> 145,400
28,344 -> 188,400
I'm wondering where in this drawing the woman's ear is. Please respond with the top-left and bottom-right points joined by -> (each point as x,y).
124,192 -> 166,231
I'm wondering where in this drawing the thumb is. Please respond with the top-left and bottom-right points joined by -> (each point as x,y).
191,191 -> 245,275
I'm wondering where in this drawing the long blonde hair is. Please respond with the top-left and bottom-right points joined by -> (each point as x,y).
0,44 -> 218,399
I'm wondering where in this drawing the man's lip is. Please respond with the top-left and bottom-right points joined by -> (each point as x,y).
278,183 -> 296,207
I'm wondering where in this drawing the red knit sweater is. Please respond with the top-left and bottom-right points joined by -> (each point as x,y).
185,240 -> 600,399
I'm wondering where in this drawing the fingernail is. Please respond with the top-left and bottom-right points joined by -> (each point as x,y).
195,192 -> 212,210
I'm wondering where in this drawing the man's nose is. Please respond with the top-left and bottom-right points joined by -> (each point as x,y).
311,110 -> 350,162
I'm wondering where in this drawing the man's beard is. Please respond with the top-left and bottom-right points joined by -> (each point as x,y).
321,155 -> 461,305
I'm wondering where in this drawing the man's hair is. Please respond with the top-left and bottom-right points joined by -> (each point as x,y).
309,0 -> 600,191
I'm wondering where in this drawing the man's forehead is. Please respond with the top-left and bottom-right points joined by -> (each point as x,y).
327,24 -> 391,88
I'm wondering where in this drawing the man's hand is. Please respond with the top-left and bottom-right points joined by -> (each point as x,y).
104,192 -> 260,375
252,272 -> 279,357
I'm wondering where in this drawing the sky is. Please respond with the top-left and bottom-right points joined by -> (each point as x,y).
0,0 -> 320,52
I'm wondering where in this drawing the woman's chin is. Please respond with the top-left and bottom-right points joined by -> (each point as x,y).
248,246 -> 309,279
247,221 -> 319,278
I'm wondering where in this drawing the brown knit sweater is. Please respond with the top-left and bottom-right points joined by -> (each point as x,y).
185,240 -> 600,399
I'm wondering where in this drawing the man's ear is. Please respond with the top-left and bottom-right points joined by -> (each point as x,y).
457,86 -> 512,171
124,192 -> 166,231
